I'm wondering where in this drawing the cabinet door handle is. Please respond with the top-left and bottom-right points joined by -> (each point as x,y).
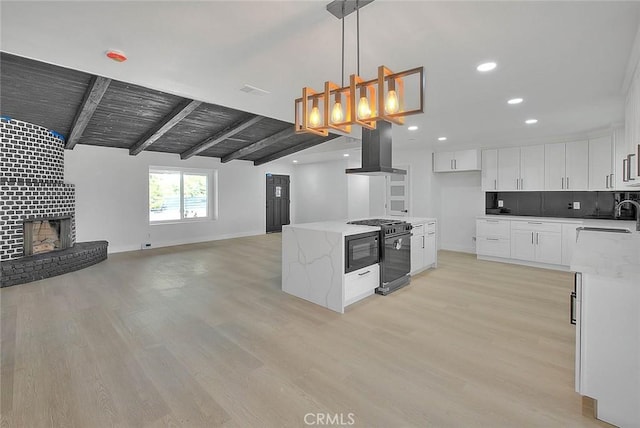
422,236 -> 425,249
536,232 -> 539,245
494,179 -> 497,190
570,291 -> 577,325
623,158 -> 629,182
606,174 -> 609,189
567,177 -> 570,188
528,221 -> 543,224
531,232 -> 534,244
609,173 -> 614,188
358,270 -> 371,276
520,178 -> 524,189
516,178 -> 519,189
628,154 -> 636,181
427,232 -> 435,235
561,177 -> 565,189
487,238 -> 499,241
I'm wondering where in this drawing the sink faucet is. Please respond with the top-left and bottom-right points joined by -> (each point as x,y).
615,199 -> 640,231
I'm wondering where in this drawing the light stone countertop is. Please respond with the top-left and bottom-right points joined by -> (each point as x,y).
478,215 -> 636,230
284,221 -> 379,236
570,230 -> 640,279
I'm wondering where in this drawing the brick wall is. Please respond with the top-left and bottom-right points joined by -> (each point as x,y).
0,117 -> 76,261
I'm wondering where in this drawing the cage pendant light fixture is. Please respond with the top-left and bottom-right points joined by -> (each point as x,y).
294,0 -> 425,136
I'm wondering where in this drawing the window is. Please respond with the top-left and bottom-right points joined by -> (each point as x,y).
149,167 -> 213,223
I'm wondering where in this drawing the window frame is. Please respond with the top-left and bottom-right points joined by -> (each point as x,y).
148,166 -> 216,225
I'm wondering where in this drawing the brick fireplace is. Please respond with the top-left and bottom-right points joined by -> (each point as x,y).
0,117 -> 107,287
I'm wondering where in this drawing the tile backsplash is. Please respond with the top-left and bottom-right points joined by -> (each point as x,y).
485,191 -> 639,220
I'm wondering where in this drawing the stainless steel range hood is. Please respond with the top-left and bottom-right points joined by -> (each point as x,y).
345,120 -> 406,176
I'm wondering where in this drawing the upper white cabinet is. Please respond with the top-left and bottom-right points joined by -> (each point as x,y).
433,150 -> 480,172
588,135 -> 614,190
544,141 -> 589,190
481,149 -> 498,191
623,67 -> 640,185
494,145 -> 544,191
497,147 -> 520,190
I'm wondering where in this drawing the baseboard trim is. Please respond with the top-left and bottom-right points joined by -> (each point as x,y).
477,255 -> 570,272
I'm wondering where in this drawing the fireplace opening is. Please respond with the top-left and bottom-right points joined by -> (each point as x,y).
23,217 -> 71,256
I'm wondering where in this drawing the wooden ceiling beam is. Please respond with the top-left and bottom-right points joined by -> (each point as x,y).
129,99 -> 202,156
65,75 -> 111,149
253,135 -> 339,166
180,115 -> 264,160
221,127 -> 294,163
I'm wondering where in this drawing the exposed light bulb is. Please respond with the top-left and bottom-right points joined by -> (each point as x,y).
309,98 -> 321,127
331,93 -> 344,123
357,87 -> 371,119
385,79 -> 399,114
386,90 -> 399,114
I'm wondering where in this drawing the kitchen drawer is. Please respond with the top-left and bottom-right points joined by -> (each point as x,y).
344,264 -> 379,306
511,220 -> 562,233
411,223 -> 425,236
476,237 -> 511,258
476,219 -> 510,238
426,221 -> 436,234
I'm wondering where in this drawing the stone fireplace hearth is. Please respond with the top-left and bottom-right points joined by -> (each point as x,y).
0,117 -> 108,287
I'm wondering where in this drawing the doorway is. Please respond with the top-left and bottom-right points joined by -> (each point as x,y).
266,174 -> 290,233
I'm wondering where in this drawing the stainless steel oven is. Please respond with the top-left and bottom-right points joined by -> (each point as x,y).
345,232 -> 380,273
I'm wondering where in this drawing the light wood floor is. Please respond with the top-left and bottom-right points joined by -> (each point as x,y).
1,234 -> 608,427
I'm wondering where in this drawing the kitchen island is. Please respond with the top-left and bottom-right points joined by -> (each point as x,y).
570,230 -> 640,427
282,221 -> 380,313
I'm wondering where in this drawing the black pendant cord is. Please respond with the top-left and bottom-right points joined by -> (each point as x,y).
356,0 -> 360,76
341,11 -> 345,87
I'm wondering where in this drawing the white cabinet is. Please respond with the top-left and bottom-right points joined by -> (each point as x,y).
493,146 -> 544,191
520,145 -> 545,190
433,150 -> 480,172
476,218 -> 511,258
509,221 -> 562,265
481,149 -> 498,191
588,136 -> 614,190
343,264 -> 379,307
545,141 -> 589,190
409,220 -> 437,274
497,147 -> 520,190
410,224 -> 424,275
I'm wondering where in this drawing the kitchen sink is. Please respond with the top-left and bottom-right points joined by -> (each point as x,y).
576,227 -> 632,234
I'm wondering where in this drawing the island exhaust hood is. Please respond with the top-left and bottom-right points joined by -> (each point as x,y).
345,120 -> 406,176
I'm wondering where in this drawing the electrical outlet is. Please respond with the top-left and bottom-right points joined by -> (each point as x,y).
141,243 -> 152,250
498,200 -> 504,208
573,202 -> 581,210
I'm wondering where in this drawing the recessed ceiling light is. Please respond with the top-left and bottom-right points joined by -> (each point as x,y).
343,153 -> 350,157
525,119 -> 538,124
507,98 -> 524,105
476,62 -> 497,72
438,137 -> 447,141
408,125 -> 418,131
293,160 -> 298,163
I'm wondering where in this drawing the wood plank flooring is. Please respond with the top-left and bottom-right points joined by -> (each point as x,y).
1,234 -> 608,427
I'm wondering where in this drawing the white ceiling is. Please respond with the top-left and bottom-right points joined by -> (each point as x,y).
2,1 -> 640,161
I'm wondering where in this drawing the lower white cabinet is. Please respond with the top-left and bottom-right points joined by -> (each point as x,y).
477,217 -> 583,269
344,264 -> 379,307
510,221 -> 562,265
409,219 -> 437,274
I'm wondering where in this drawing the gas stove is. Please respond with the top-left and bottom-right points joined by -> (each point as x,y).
348,219 -> 412,237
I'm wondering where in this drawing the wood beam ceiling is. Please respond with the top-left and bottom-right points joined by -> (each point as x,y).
180,115 -> 264,160
220,127 -> 294,163
65,76 -> 111,149
253,135 -> 338,166
129,100 -> 202,155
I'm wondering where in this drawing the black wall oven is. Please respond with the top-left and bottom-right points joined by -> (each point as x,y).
345,232 -> 379,273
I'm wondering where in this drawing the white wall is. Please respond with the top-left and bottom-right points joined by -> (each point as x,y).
292,159 -> 349,223
347,158 -> 370,220
433,171 -> 484,253
65,145 -> 295,253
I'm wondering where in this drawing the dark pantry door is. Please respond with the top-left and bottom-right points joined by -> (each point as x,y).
266,174 -> 290,233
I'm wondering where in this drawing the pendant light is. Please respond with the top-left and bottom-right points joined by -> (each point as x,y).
294,0 -> 425,136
